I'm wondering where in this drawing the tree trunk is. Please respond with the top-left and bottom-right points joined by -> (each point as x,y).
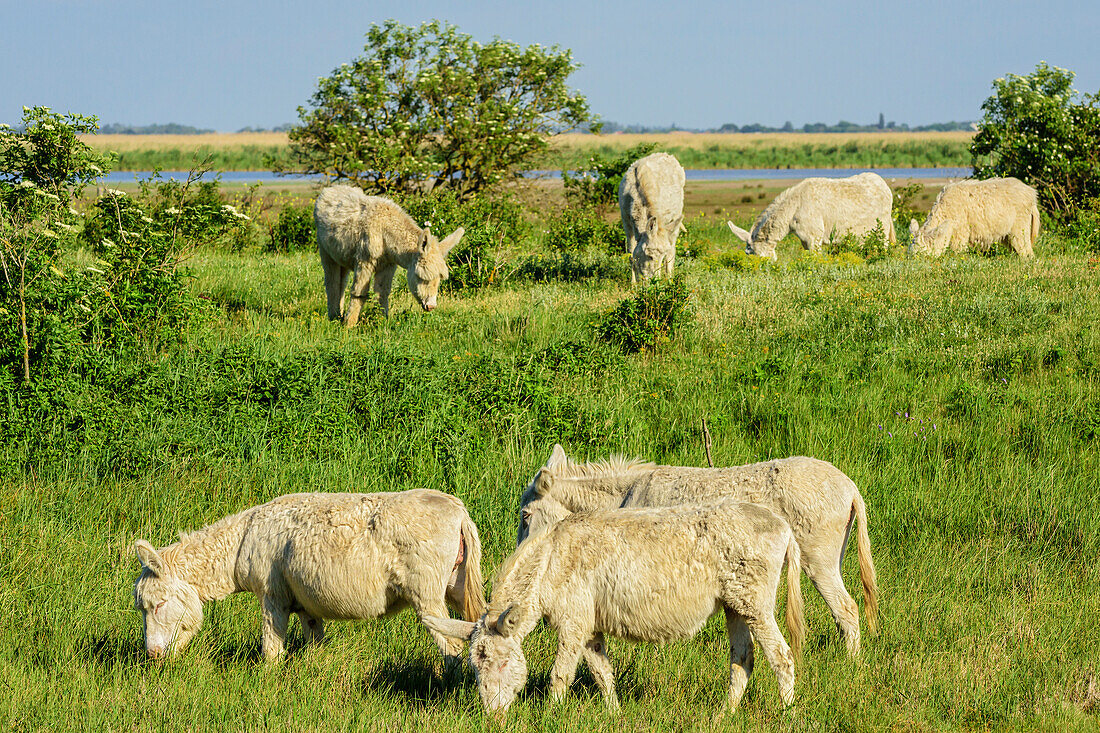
19,266 -> 29,384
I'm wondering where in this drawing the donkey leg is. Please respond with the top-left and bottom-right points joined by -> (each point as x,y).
260,596 -> 291,662
745,614 -> 796,707
804,550 -> 861,657
724,608 -> 755,711
298,612 -> 325,646
372,263 -> 397,318
582,633 -> 618,710
412,596 -> 464,673
548,625 -> 586,703
319,249 -> 348,321
344,259 -> 376,328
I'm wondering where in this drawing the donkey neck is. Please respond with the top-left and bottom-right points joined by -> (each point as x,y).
551,469 -> 648,511
164,512 -> 248,602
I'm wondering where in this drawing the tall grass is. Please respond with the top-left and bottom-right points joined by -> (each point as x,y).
1,231 -> 1099,729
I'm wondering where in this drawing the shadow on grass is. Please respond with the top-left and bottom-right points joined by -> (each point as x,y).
359,658 -> 464,708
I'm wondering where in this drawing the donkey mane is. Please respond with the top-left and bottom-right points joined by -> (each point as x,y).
553,454 -> 656,481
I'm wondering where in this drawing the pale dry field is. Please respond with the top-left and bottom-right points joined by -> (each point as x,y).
81,130 -> 974,154
82,131 -> 290,151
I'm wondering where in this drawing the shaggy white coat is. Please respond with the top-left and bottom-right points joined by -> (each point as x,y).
133,490 -> 484,665
314,185 -> 465,325
726,172 -> 896,259
425,499 -> 804,716
909,177 -> 1040,258
517,445 -> 878,657
618,152 -> 686,282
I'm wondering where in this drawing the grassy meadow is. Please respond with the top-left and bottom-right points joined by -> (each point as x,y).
80,131 -> 975,171
2,185 -> 1099,731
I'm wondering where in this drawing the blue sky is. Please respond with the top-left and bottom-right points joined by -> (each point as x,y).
1,0 -> 1097,131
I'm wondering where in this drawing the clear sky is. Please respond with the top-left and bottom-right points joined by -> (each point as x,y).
1,0 -> 1097,131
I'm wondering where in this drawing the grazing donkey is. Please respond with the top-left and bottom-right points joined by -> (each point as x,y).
618,152 -> 686,283
516,445 -> 878,657
425,500 -> 804,716
133,490 -> 484,667
726,172 -> 895,260
314,185 -> 465,325
909,177 -> 1040,258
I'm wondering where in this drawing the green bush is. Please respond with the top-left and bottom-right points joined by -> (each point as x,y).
596,274 -> 691,353
266,203 -> 316,253
400,188 -> 530,290
971,62 -> 1100,219
562,142 -> 657,209
826,221 -> 890,262
544,205 -> 624,255
0,107 -> 113,383
514,251 -> 628,283
704,250 -> 768,272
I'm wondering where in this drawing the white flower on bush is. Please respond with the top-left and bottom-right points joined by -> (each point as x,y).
165,207 -> 182,215
220,204 -> 250,220
18,180 -> 36,189
106,188 -> 127,197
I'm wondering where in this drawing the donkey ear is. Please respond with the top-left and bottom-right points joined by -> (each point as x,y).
422,615 -> 477,641
909,219 -> 920,237
727,221 -> 751,244
440,227 -> 465,255
646,216 -> 659,235
494,605 -> 523,637
546,443 -> 567,470
419,228 -> 432,251
135,540 -> 165,576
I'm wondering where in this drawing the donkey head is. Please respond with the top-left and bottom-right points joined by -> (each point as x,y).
517,444 -> 570,545
423,606 -> 529,718
408,226 -> 464,312
727,220 -> 776,260
133,540 -> 204,659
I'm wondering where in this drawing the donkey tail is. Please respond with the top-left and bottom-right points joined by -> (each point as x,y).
459,512 -> 486,622
784,534 -> 805,662
853,492 -> 879,635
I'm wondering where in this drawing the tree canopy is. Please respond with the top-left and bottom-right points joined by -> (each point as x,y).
281,20 -> 595,198
971,62 -> 1100,218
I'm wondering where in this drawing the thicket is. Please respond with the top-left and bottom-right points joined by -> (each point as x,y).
971,62 -> 1100,219
596,274 -> 691,353
0,110 -> 257,385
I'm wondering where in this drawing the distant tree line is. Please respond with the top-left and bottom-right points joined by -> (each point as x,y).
598,119 -> 975,134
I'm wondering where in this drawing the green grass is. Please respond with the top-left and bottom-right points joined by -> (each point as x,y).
546,139 -> 973,170
2,228 -> 1100,730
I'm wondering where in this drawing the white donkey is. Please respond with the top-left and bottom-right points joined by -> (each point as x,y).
619,152 -> 686,282
314,185 -> 465,325
516,446 -> 878,656
133,489 -> 484,666
726,172 -> 895,259
425,499 -> 804,717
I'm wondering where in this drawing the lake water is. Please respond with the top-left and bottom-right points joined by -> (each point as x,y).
96,167 -> 973,184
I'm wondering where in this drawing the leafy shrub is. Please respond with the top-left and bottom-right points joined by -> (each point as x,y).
971,62 -> 1100,218
893,181 -> 924,239
544,205 -> 624,255
266,203 -> 316,253
400,188 -> 530,290
78,189 -> 207,349
596,274 -> 691,353
826,221 -> 890,262
1064,199 -> 1100,254
704,250 -> 768,272
514,251 -> 628,283
562,142 -> 658,210
0,107 -> 113,383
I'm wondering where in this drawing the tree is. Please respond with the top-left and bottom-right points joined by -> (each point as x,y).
971,62 -> 1100,218
0,107 -> 113,383
280,20 -> 595,199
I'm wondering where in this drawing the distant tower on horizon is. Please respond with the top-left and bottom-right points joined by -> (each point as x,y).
878,112 -> 885,129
